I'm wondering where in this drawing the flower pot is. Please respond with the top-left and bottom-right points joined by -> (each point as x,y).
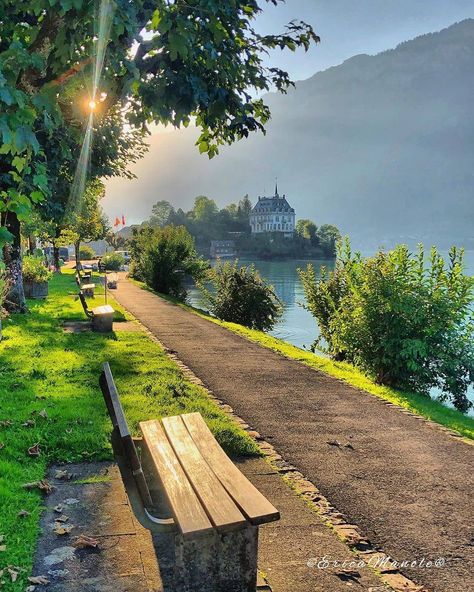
24,281 -> 49,299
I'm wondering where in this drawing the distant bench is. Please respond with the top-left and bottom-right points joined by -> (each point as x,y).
79,291 -> 114,333
99,362 -> 279,592
75,272 -> 95,297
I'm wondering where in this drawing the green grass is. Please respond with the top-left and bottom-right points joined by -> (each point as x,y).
0,270 -> 257,591
131,279 -> 474,441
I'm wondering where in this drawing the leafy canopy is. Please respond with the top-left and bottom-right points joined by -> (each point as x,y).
0,0 -> 319,245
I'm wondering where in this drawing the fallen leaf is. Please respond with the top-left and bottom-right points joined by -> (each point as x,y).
23,480 -> 54,494
327,440 -> 342,447
8,567 -> 19,582
38,409 -> 48,419
55,514 -> 69,523
0,442 -> 4,450
73,534 -> 99,549
22,419 -> 36,428
18,509 -> 31,518
0,420 -> 12,427
53,522 -> 74,536
53,504 -> 64,513
28,575 -> 50,585
0,545 -> 6,552
28,443 -> 41,457
54,469 -> 72,480
26,587 -> 36,592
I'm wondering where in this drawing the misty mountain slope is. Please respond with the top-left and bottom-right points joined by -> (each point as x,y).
104,19 -> 474,243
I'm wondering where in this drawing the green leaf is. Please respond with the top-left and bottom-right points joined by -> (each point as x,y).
0,87 -> 13,105
0,226 -> 14,248
12,156 -> 26,172
30,190 -> 44,203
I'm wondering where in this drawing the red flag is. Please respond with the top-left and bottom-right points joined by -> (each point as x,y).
122,215 -> 126,226
114,217 -> 120,227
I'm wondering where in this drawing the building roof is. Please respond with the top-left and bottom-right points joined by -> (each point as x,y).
251,185 -> 295,214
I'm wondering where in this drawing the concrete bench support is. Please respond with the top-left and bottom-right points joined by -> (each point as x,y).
170,526 -> 258,592
92,311 -> 114,333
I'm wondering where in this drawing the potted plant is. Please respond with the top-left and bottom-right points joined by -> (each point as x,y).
22,255 -> 52,299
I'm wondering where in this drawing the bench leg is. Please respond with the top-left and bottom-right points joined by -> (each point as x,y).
92,313 -> 113,333
170,525 -> 258,592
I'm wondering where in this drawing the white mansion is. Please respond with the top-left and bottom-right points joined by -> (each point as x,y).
250,184 -> 295,237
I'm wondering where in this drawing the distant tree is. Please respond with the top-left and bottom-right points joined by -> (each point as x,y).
105,231 -> 128,251
149,200 -> 175,228
192,196 -> 218,222
238,195 -> 253,221
68,181 -> 109,269
317,224 -> 341,257
296,219 -> 318,243
225,203 -> 239,218
168,208 -> 188,227
79,245 -> 96,261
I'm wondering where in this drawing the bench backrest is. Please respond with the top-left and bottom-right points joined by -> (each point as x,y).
78,291 -> 92,317
99,362 -> 153,506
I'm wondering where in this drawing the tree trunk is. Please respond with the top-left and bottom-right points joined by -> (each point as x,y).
1,212 -> 27,312
28,234 -> 37,255
52,241 -> 61,273
75,241 -> 81,271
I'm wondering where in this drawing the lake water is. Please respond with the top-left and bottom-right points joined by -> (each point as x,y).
187,250 -> 474,411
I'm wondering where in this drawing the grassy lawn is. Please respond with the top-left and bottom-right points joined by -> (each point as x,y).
0,271 -> 257,591
132,280 -> 474,441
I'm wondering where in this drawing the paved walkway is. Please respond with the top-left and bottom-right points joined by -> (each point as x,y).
112,278 -> 474,592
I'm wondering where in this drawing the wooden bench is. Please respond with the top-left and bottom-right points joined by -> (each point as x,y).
79,291 -> 114,332
75,272 -> 96,297
99,362 -> 279,592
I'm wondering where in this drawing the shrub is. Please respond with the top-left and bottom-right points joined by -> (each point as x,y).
130,225 -> 207,300
79,245 -> 96,260
200,260 -> 282,331
299,241 -> 474,412
22,255 -> 52,284
101,252 -> 125,271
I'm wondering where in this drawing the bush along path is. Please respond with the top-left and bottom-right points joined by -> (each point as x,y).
113,275 -> 474,592
0,271 -> 256,591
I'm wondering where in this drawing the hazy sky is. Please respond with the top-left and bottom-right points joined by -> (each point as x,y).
257,0 -> 474,79
104,1 -> 474,223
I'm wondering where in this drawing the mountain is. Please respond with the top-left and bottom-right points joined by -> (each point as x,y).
104,19 -> 474,247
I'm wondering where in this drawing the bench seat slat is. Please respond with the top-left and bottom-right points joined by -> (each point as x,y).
140,419 -> 213,539
182,413 -> 280,526
93,304 -> 114,315
162,416 -> 247,533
